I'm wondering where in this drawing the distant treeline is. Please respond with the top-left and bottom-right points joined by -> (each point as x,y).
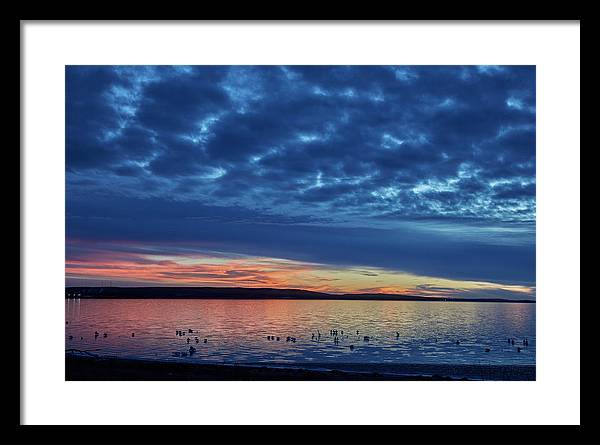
64,286 -> 535,303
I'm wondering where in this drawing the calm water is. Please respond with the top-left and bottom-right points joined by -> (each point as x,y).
65,299 -> 535,366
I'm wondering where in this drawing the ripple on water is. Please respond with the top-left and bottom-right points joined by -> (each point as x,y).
65,299 -> 535,366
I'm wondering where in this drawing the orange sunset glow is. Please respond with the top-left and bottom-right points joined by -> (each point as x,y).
65,246 -> 535,299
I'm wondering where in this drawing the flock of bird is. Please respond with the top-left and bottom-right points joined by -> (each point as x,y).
66,320 -> 531,357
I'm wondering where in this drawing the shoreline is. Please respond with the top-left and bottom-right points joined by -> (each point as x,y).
64,287 -> 535,304
65,353 -> 536,381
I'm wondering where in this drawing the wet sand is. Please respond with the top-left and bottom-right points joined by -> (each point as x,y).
65,354 -> 535,381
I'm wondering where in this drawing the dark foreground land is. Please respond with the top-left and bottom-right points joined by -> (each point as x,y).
65,354 -> 535,381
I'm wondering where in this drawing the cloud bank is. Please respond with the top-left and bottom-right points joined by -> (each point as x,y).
66,66 -> 536,297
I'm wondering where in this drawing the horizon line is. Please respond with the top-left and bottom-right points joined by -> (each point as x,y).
64,285 -> 536,303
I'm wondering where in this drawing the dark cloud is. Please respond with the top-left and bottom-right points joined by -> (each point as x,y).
66,194 -> 534,284
66,65 -> 536,285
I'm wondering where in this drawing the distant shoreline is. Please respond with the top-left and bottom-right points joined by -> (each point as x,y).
64,286 -> 535,303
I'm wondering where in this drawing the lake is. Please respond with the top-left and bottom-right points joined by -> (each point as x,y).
65,298 -> 535,368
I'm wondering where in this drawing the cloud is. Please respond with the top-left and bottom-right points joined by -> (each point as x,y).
65,240 -> 535,299
66,65 -> 536,288
66,194 -> 534,284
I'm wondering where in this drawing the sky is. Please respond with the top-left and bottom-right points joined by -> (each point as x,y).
65,65 -> 536,300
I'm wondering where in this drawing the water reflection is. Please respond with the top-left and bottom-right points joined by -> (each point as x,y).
65,299 -> 535,366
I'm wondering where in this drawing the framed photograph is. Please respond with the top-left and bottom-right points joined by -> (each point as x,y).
21,20 -> 580,426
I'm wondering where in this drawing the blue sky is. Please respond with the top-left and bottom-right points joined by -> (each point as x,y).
66,65 -> 535,299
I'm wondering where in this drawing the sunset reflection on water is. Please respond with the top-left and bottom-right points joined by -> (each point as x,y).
65,298 -> 535,366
